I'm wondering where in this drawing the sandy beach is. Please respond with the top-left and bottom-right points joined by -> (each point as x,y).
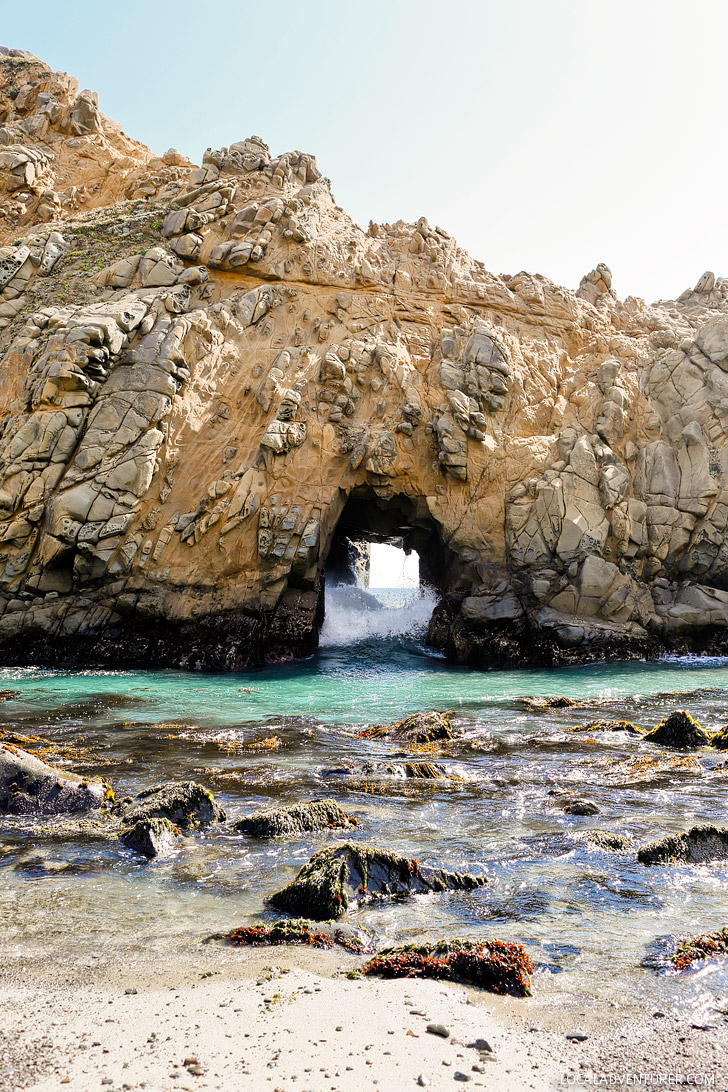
1,941 -> 726,1092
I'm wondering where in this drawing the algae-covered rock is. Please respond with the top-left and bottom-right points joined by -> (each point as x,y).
226,917 -> 373,953
669,927 -> 728,970
711,726 -> 728,749
358,712 -> 453,743
0,743 -> 110,815
268,843 -> 486,919
643,710 -> 710,749
121,817 -> 181,858
580,830 -> 633,852
637,824 -> 728,866
522,696 -> 579,710
361,938 -> 533,997
233,798 -> 356,838
571,719 -> 644,734
117,781 -> 225,828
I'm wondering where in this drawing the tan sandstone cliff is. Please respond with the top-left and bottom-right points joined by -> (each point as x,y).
1,46 -> 728,670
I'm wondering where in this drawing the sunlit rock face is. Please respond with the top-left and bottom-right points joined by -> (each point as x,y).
0,47 -> 728,670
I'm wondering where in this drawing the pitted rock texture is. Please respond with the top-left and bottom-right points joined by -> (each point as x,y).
2,50 -> 728,669
0,741 -> 108,813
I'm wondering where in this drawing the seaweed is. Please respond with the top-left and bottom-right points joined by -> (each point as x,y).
644,710 -> 711,749
361,938 -> 533,997
669,928 -> 728,971
227,918 -> 371,953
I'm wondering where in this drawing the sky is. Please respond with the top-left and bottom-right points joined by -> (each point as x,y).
3,0 -> 726,303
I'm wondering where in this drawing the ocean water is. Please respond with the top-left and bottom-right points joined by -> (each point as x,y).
2,583 -> 728,1023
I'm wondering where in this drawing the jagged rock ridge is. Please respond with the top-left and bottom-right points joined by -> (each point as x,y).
1,47 -> 728,669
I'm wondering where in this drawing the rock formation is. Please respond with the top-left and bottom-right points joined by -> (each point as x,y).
2,47 -> 728,669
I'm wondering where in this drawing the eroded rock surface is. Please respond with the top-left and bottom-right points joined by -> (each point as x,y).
268,843 -> 485,919
1,51 -> 728,669
0,741 -> 108,813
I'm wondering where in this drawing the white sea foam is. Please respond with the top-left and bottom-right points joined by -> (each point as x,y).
319,583 -> 438,647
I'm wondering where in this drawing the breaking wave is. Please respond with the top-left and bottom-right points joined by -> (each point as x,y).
319,583 -> 438,647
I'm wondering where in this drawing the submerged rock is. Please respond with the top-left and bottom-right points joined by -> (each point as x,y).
116,781 -> 225,828
0,743 -> 110,815
225,917 -> 373,953
268,843 -> 486,919
563,798 -> 600,816
358,712 -> 453,743
580,830 -> 633,852
669,927 -> 728,970
571,719 -> 644,734
643,710 -> 711,749
233,798 -> 356,838
121,817 -> 181,858
361,938 -> 533,997
637,824 -> 728,865
522,696 -> 580,710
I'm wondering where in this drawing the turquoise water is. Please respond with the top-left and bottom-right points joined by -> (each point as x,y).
2,587 -> 728,1023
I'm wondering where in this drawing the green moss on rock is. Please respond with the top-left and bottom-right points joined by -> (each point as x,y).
359,711 -> 453,743
268,843 -> 486,920
643,710 -> 710,749
116,780 -> 225,829
710,725 -> 728,749
234,798 -> 356,838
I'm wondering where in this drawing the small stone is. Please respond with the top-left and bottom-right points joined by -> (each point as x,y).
472,1063 -> 486,1072
427,1023 -> 450,1038
469,1038 -> 493,1053
566,1033 -> 588,1042
653,1011 -> 666,1018
454,1075 -> 471,1083
124,988 -> 137,995
417,1077 -> 430,1088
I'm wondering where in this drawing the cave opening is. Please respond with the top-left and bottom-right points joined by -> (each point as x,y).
320,489 -> 446,644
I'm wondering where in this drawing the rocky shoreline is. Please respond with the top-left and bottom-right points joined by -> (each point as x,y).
1,51 -> 728,673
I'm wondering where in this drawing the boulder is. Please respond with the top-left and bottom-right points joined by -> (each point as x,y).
121,817 -> 180,858
268,843 -> 486,919
0,743 -> 109,815
361,938 -> 533,997
358,711 -> 453,743
233,798 -> 356,838
637,824 -> 728,866
643,710 -> 711,749
116,781 -> 225,828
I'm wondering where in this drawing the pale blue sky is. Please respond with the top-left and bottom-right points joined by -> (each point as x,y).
3,0 -> 726,302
